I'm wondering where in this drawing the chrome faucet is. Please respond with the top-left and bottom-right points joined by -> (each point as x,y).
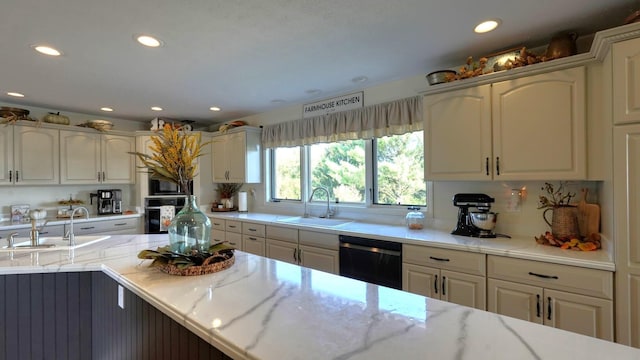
65,207 -> 89,247
307,187 -> 334,218
6,232 -> 19,248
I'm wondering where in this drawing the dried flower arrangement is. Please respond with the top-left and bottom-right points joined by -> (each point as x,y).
217,182 -> 243,199
537,181 -> 576,209
131,124 -> 208,196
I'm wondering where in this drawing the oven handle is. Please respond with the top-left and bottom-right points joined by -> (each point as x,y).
339,242 -> 401,257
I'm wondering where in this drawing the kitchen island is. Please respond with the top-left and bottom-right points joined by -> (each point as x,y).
0,234 -> 638,359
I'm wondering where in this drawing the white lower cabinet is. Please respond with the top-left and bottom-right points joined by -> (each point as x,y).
66,217 -> 140,236
266,226 -> 339,274
402,244 -> 486,310
0,224 -> 65,240
487,255 -> 613,341
241,222 -> 266,256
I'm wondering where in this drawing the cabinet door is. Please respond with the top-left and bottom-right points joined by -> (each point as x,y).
227,132 -> 246,182
60,131 -> 101,184
613,38 -> 640,124
226,231 -> 242,250
402,263 -> 440,299
487,278 -> 542,324
424,85 -> 492,180
0,126 -> 13,185
491,66 -> 586,180
13,126 -> 59,185
441,270 -> 486,310
266,238 -> 298,265
544,289 -> 613,341
242,235 -> 265,256
299,244 -> 339,274
102,135 -> 135,184
614,124 -> 640,346
211,135 -> 228,182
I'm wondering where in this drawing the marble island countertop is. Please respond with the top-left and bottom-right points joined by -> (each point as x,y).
205,212 -> 615,271
0,233 -> 637,360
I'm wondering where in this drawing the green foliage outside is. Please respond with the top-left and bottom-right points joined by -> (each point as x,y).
273,131 -> 426,206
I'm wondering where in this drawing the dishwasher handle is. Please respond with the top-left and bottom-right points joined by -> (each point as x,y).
339,242 -> 401,257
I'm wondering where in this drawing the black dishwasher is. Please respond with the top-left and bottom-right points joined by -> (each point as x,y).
339,235 -> 402,289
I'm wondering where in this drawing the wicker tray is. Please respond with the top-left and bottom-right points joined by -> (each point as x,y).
157,252 -> 235,276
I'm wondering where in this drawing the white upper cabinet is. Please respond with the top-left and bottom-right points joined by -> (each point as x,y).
424,66 -> 586,180
211,126 -> 261,183
613,37 -> 640,124
424,84 -> 492,180
0,125 -> 59,186
60,130 -> 135,184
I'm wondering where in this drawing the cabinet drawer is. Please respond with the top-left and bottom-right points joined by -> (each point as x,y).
210,218 -> 225,230
211,229 -> 225,243
225,220 -> 242,233
299,230 -> 338,250
403,244 -> 485,276
266,225 -> 298,243
487,255 -> 613,299
243,234 -> 265,256
226,232 -> 242,249
242,222 -> 265,237
70,218 -> 139,235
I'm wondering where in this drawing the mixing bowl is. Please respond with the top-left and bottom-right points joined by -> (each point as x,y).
469,212 -> 497,231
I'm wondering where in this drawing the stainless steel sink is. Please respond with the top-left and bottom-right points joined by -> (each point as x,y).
1,235 -> 110,251
276,216 -> 352,228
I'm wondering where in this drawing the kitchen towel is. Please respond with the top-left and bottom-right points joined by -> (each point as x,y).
238,192 -> 248,212
160,205 -> 175,231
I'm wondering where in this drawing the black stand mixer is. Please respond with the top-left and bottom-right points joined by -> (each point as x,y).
452,193 -> 499,238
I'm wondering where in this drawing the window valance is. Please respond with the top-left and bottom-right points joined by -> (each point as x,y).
261,95 -> 422,148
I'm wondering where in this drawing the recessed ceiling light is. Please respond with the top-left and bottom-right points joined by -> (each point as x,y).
100,107 -> 114,112
351,76 -> 368,83
306,89 -> 322,95
271,99 -> 286,104
151,106 -> 163,111
209,106 -> 221,112
7,92 -> 25,98
474,19 -> 501,33
136,35 -> 162,48
32,45 -> 62,56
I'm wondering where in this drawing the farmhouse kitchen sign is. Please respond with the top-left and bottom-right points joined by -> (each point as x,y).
303,92 -> 363,118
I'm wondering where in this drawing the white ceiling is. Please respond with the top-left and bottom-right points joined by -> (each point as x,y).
0,0 -> 636,126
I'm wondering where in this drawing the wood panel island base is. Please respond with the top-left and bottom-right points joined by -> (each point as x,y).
0,234 -> 639,360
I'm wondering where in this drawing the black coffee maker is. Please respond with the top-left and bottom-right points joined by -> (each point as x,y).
91,189 -> 123,215
452,193 -> 497,238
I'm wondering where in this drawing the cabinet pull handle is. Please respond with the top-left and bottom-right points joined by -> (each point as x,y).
298,249 -> 302,263
528,272 -> 558,280
434,274 -> 438,294
213,222 -> 221,226
9,170 -> 12,182
485,157 -> 489,176
442,276 -> 446,296
114,223 -> 127,226
98,172 -> 101,181
80,226 -> 95,230
248,228 -> 257,232
429,256 -> 450,262
15,171 -> 19,182
228,225 -> 237,229
102,171 -> 106,181
536,294 -> 541,318
248,237 -> 257,241
40,231 -> 49,235
293,248 -> 297,262
547,297 -> 552,320
496,157 -> 500,175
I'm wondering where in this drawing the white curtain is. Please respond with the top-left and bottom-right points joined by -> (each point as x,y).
262,95 -> 422,148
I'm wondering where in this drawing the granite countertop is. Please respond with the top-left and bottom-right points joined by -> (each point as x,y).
205,212 -> 615,271
0,234 -> 636,360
